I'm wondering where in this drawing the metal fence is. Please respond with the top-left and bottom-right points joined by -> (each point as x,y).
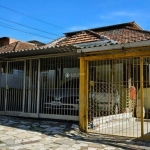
0,55 -> 79,121
87,58 -> 150,138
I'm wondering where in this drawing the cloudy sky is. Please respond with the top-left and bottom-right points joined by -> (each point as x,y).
0,0 -> 149,43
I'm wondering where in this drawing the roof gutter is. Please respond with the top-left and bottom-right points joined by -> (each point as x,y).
77,40 -> 150,53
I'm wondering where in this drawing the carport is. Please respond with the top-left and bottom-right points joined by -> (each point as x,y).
79,40 -> 150,139
0,45 -> 80,121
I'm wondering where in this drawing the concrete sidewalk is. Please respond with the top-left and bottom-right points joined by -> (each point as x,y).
0,115 -> 149,150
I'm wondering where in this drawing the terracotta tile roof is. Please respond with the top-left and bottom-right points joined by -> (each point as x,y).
42,36 -> 66,48
55,22 -> 150,46
97,27 -> 150,44
0,41 -> 37,53
56,31 -> 101,46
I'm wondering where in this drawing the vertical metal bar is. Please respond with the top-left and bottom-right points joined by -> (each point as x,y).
79,57 -> 86,131
140,57 -> 144,137
36,58 -> 41,117
22,60 -> 26,112
50,57 -> 52,115
28,60 -> 32,113
0,62 -> 2,111
43,58 -> 45,114
15,61 -> 17,111
128,62 -> 131,88
5,61 -> 8,112
85,61 -> 89,132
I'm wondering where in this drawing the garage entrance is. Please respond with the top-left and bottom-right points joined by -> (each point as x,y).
80,56 -> 150,139
0,55 -> 79,121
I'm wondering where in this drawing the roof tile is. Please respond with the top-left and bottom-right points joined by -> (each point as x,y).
0,41 -> 37,53
55,25 -> 150,46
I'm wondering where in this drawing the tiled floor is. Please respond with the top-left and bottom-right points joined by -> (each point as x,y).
0,115 -> 150,150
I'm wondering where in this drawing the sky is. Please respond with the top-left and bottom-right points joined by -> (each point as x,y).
0,0 -> 150,44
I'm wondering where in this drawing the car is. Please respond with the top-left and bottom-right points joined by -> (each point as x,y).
43,78 -> 79,114
89,81 -> 120,115
43,79 -> 120,116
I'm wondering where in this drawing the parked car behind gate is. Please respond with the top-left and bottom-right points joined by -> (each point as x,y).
89,81 -> 120,115
43,79 -> 120,115
43,79 -> 79,115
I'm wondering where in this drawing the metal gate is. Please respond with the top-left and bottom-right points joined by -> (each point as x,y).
39,56 -> 79,120
0,55 -> 79,121
87,57 -> 150,138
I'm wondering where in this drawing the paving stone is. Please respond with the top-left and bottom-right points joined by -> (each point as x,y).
88,143 -> 104,149
0,143 -> 7,147
38,148 -> 47,150
88,148 -> 98,150
55,148 -> 66,150
40,125 -> 51,128
17,125 -> 31,129
15,139 -> 22,144
0,116 -> 150,150
22,139 -> 32,143
60,125 -> 66,128
43,127 -> 54,132
72,144 -> 82,149
9,145 -> 25,150
5,131 -> 18,135
0,127 -> 5,130
22,140 -> 40,145
0,136 -> 12,140
104,147 -> 117,150
67,148 -> 77,150
14,129 -> 26,133
138,146 -> 150,150
15,132 -> 34,139
3,139 -> 14,145
78,143 -> 88,147
51,130 -> 62,135
29,136 -> 42,141
80,146 -> 88,150
20,121 -> 30,124
72,135 -> 83,140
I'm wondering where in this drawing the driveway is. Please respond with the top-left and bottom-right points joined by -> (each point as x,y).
0,115 -> 149,150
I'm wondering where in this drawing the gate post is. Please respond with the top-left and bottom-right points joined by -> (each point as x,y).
79,57 -> 88,132
140,57 -> 144,137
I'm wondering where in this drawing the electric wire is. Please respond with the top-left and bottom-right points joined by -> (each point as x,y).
0,17 -> 60,36
0,4 -> 67,31
0,22 -> 55,40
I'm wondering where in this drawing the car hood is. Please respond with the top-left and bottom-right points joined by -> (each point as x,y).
46,88 -> 79,100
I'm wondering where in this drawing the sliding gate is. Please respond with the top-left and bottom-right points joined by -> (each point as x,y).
85,57 -> 150,138
0,59 -> 40,117
0,55 -> 79,121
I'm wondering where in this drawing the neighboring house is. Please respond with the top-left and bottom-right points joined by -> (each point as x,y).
0,37 -> 18,47
0,40 -> 38,54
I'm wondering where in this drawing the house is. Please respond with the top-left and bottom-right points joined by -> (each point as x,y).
0,40 -> 38,54
0,37 -> 18,47
0,21 -> 150,139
